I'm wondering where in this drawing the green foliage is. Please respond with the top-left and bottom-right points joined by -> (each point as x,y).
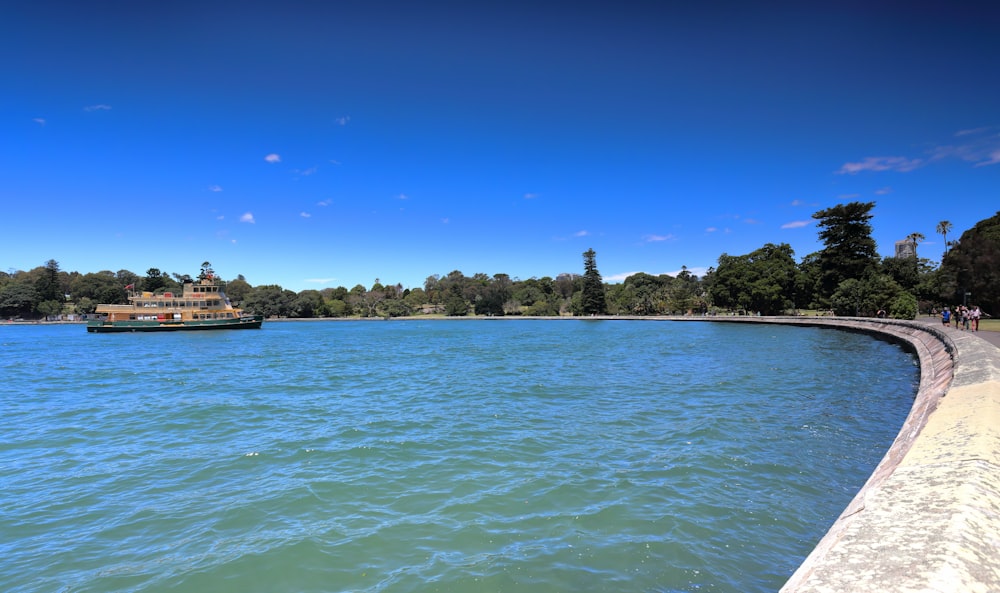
243,285 -> 295,317
74,297 -> 96,315
143,268 -> 168,293
709,243 -> 799,315
939,210 -> 1000,315
36,299 -> 64,319
0,282 -> 39,318
813,201 -> 879,302
889,292 -> 918,320
444,295 -> 470,316
580,248 -> 607,315
829,273 -> 905,317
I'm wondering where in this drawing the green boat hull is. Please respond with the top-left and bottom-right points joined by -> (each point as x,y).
86,316 -> 264,333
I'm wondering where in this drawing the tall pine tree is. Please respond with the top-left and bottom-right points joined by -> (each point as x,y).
812,201 -> 879,303
581,248 -> 607,315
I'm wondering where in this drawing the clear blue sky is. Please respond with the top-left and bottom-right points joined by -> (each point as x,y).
4,1 -> 999,292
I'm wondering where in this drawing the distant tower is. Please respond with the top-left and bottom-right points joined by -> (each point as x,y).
895,239 -> 916,259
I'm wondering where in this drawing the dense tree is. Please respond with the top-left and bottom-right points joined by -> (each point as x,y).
224,275 -> 252,304
579,248 -> 607,316
243,285 -> 295,317
0,282 -> 39,319
143,268 -> 168,293
710,243 -> 799,315
34,259 -> 63,304
812,201 -> 879,304
939,211 -> 1000,314
829,272 -> 908,318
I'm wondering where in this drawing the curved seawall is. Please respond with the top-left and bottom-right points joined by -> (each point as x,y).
684,317 -> 1000,592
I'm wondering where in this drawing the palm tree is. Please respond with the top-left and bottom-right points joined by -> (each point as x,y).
906,232 -> 925,259
936,220 -> 952,258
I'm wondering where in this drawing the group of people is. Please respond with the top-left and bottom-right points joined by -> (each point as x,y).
941,305 -> 984,331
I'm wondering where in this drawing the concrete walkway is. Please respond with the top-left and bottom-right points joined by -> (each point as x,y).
915,314 -> 1000,350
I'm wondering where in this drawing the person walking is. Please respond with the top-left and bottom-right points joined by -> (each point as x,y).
941,307 -> 951,327
971,306 -> 981,332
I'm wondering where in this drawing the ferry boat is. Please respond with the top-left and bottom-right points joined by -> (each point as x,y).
86,275 -> 263,333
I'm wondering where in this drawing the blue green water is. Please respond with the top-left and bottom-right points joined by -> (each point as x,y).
0,320 -> 918,593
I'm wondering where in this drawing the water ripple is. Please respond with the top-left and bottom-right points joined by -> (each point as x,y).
0,321 -> 917,593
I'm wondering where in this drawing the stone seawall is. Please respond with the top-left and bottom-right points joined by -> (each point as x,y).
679,317 -> 1000,593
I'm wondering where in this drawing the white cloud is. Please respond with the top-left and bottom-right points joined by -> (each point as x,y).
317,199 -> 332,206
604,271 -> 642,282
305,277 -> 337,284
837,193 -> 860,200
33,117 -> 45,126
397,193 -> 409,200
706,227 -> 718,233
875,186 -> 893,195
523,193 -> 539,200
295,166 -> 318,176
264,153 -> 281,164
781,220 -> 811,229
84,104 -> 111,112
300,212 -> 311,218
441,218 -> 450,224
837,156 -> 923,174
644,234 -> 674,242
974,150 -> 1000,167
240,212 -> 255,224
208,184 -> 223,192
955,127 -> 989,137
335,116 -> 350,126
574,230 -> 589,237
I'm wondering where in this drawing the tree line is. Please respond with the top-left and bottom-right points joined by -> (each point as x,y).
3,204 -> 999,320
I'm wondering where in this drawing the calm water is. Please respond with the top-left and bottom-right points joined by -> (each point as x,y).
0,320 -> 918,593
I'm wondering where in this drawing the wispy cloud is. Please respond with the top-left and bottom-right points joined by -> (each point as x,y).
441,218 -> 450,224
240,212 -> 255,224
839,127 -> 1000,173
838,156 -> 924,174
294,166 -> 318,176
837,193 -> 860,200
32,117 -> 45,126
264,153 -> 281,164
317,199 -> 332,207
84,104 -> 111,112
396,193 -> 409,200
875,186 -> 893,195
974,150 -> 1000,167
335,116 -> 350,126
208,184 -> 223,192
306,277 -> 338,284
300,212 -> 311,218
643,233 -> 675,242
574,230 -> 589,237
523,193 -> 540,200
706,227 -> 718,233
781,220 -> 811,229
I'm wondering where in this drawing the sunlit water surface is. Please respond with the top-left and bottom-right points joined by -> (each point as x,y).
0,320 -> 918,593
